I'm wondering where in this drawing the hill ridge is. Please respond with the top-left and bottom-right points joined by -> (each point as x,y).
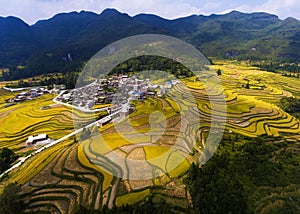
0,9 -> 299,80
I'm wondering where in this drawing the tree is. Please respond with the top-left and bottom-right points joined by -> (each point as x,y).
216,69 -> 222,76
280,97 -> 300,113
0,183 -> 25,214
1,148 -> 16,163
0,148 -> 18,174
245,80 -> 250,89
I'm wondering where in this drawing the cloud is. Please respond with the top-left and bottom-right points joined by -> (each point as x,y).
257,0 -> 300,19
0,0 -> 208,24
219,0 -> 300,20
108,0 -> 204,19
0,0 -> 299,25
0,0 -> 108,24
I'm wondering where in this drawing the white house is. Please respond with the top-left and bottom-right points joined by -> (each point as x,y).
26,134 -> 49,146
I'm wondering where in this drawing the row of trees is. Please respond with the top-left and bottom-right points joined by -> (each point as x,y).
254,62 -> 300,73
282,72 -> 300,78
74,198 -> 178,214
7,72 -> 79,89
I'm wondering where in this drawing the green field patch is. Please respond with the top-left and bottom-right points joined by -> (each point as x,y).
91,103 -> 111,110
79,141 -> 113,191
144,146 -> 173,172
103,133 -> 146,150
165,98 -> 180,113
226,98 -> 256,114
166,152 -> 190,179
185,81 -> 204,90
115,189 -> 150,207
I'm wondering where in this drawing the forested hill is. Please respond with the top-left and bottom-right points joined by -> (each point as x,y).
0,9 -> 299,80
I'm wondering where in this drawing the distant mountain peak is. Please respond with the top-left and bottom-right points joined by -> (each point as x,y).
0,16 -> 29,27
228,10 -> 243,15
202,10 -> 277,21
284,17 -> 299,23
134,13 -> 170,22
101,8 -> 121,16
0,16 -> 27,23
51,10 -> 97,19
218,10 -> 279,20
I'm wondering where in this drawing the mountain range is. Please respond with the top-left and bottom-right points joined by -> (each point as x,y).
0,8 -> 299,79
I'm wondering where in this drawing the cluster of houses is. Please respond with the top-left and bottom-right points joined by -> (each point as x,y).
57,75 -> 175,110
8,84 -> 67,103
50,84 -> 66,94
57,82 -> 102,109
22,75 -> 180,147
10,87 -> 49,102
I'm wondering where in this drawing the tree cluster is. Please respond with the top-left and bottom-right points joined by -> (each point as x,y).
74,197 -> 188,214
185,134 -> 299,213
110,56 -> 194,78
0,183 -> 25,214
254,62 -> 300,74
280,97 -> 300,119
0,148 -> 18,174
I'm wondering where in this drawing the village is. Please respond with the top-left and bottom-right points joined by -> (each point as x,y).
9,87 -> 50,102
56,74 -> 175,110
20,74 -> 179,148
8,85 -> 66,103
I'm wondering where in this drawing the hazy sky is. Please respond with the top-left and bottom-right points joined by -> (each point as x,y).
0,0 -> 299,25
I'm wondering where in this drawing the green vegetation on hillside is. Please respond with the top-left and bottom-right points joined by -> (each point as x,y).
254,62 -> 300,74
6,72 -> 79,89
111,56 -> 193,78
185,134 -> 300,214
1,10 -> 300,80
280,97 -> 300,119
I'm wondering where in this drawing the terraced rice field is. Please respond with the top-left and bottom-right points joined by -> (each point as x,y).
208,61 -> 300,137
0,91 -> 106,151
16,140 -> 105,214
81,95 -> 197,188
211,61 -> 300,101
1,61 -> 300,213
3,138 -> 189,213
